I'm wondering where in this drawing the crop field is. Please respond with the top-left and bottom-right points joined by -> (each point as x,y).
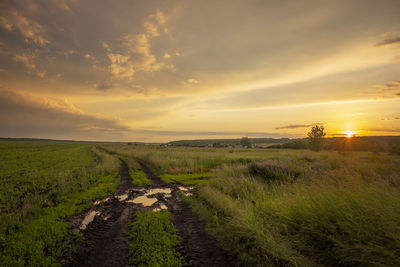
1,141 -> 400,266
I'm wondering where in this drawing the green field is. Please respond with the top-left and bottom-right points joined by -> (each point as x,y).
1,141 -> 400,266
103,144 -> 400,266
0,141 -> 120,265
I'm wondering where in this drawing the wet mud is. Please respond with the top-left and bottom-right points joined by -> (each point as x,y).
68,159 -> 235,267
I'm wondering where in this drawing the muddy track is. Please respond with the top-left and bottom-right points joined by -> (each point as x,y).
69,160 -> 135,267
68,159 -> 235,267
138,164 -> 237,266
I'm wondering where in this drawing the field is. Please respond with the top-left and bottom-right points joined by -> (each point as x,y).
1,140 -> 400,266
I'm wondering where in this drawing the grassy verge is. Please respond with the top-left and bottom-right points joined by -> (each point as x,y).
191,154 -> 400,266
0,141 -> 121,266
160,172 -> 214,186
129,211 -> 182,267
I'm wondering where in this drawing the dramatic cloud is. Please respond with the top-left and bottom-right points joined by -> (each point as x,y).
0,10 -> 49,46
0,1 -> 399,141
375,37 -> 400,47
0,91 -> 131,140
104,10 -> 169,85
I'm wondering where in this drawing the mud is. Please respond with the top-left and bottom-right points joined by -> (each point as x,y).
68,158 -> 235,267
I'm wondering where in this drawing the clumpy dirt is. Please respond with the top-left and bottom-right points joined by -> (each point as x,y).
69,160 -> 136,267
67,159 -> 236,267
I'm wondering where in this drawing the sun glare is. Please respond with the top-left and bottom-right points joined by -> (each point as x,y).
344,131 -> 357,138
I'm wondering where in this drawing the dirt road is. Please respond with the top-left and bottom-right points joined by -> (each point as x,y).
68,159 -> 235,266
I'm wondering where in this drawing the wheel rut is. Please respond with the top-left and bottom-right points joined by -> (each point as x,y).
69,160 -> 135,267
68,159 -> 235,267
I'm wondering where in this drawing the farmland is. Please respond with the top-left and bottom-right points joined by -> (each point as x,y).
1,140 -> 400,266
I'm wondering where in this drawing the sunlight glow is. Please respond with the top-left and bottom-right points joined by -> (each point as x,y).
344,131 -> 357,138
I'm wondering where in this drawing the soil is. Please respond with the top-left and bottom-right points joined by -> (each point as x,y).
67,159 -> 236,267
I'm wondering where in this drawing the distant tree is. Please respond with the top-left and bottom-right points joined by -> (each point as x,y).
307,125 -> 326,152
240,137 -> 252,147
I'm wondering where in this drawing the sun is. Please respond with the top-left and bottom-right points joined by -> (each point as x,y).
344,131 -> 356,138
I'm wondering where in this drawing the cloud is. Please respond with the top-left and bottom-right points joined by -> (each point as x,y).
0,10 -> 49,46
381,117 -> 400,121
104,10 -> 169,83
275,124 -> 313,130
368,128 -> 400,133
0,90 -> 131,140
13,53 -> 46,78
374,37 -> 400,47
187,78 -> 199,84
94,82 -> 114,91
131,129 -> 295,138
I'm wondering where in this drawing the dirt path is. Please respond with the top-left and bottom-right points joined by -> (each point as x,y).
69,160 -> 135,267
138,162 -> 237,266
68,159 -> 235,267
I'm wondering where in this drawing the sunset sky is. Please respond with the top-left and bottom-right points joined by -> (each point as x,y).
0,0 -> 399,142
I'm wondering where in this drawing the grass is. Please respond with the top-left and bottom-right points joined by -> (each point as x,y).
130,170 -> 152,186
0,141 -> 121,266
160,172 -> 214,186
191,152 -> 400,266
128,211 -> 182,267
107,144 -> 400,265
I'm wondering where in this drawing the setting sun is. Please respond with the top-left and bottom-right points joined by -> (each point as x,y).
344,131 -> 357,138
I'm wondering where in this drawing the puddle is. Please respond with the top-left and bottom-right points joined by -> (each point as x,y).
94,197 -> 109,205
127,195 -> 158,207
145,188 -> 172,196
178,186 -> 189,191
80,211 -> 101,230
116,194 -> 128,201
160,203 -> 168,210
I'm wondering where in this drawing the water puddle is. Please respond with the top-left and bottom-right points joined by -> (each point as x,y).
116,194 -> 128,201
94,197 -> 109,205
178,186 -> 188,191
127,195 -> 158,207
145,188 -> 172,196
80,210 -> 101,230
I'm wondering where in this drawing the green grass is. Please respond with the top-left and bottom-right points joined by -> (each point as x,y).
129,211 -> 182,267
160,172 -> 214,185
191,152 -> 400,266
130,170 -> 152,186
0,141 -> 121,266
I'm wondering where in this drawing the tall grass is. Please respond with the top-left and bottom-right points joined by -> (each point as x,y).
191,151 -> 400,266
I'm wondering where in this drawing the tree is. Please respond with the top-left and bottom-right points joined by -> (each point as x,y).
240,137 -> 252,147
307,125 -> 326,152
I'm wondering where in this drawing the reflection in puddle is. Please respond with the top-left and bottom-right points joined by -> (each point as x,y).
80,211 -> 100,230
127,195 -> 157,207
117,194 -> 128,201
145,188 -> 172,196
94,197 -> 109,205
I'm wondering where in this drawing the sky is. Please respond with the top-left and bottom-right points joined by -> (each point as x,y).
0,0 -> 399,142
